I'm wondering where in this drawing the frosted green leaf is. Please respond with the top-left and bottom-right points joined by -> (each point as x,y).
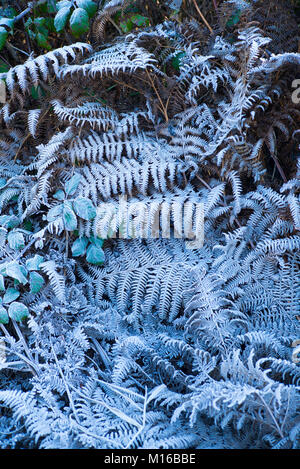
90,237 -> 104,248
54,6 -> 71,32
69,8 -> 89,36
0,306 -> 9,324
8,302 -> 29,322
29,271 -> 45,294
65,173 -> 82,196
7,230 -> 25,251
71,237 -> 88,257
86,245 -> 105,265
0,28 -> 8,51
6,262 -> 28,285
3,287 -> 20,304
0,274 -> 5,291
76,0 -> 97,17
0,215 -> 19,229
53,189 -> 65,200
26,254 -> 44,271
0,17 -> 14,31
63,201 -> 78,231
56,1 -> 72,10
73,197 -> 96,221
47,203 -> 63,222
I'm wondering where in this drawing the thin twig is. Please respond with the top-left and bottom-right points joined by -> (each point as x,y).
191,0 -> 213,34
146,69 -> 169,122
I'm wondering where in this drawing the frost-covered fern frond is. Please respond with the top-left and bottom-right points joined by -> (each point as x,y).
0,0 -> 299,451
1,43 -> 92,95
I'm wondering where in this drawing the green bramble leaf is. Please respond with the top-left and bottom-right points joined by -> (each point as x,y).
53,189 -> 65,201
33,17 -> 46,28
36,32 -> 51,50
47,203 -> 63,222
90,237 -> 104,248
226,9 -> 242,27
3,287 -> 20,304
0,60 -> 9,73
0,274 -> 5,292
7,230 -> 25,251
130,14 -> 149,27
65,173 -> 82,196
172,51 -> 185,70
54,6 -> 71,32
26,254 -> 44,272
63,201 -> 78,231
0,27 -> 8,51
8,302 -> 29,322
86,244 -> 105,265
0,215 -> 19,229
76,0 -> 97,18
29,271 -> 45,294
0,305 -> 9,324
6,262 -> 28,285
73,197 -> 96,221
0,17 -> 14,32
56,1 -> 72,10
71,237 -> 88,257
69,8 -> 89,36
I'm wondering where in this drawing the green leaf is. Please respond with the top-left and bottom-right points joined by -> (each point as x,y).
0,305 -> 9,324
27,29 -> 36,41
73,197 -> 96,221
31,84 -> 45,100
8,302 -> 29,322
71,237 -> 88,257
65,173 -> 82,196
86,244 -> 105,265
0,27 -> 8,51
76,0 -> 97,17
0,215 -> 19,229
0,264 -> 7,276
90,237 -> 104,248
24,17 -> 33,29
6,262 -> 28,285
3,287 -> 20,304
172,51 -> 185,70
0,274 -> 5,292
33,17 -> 46,28
119,18 -> 134,33
29,271 -> 45,294
53,189 -> 65,200
63,201 -> 77,231
47,0 -> 57,14
36,32 -> 51,50
226,9 -> 242,27
47,203 -> 63,222
0,17 -> 14,31
7,230 -> 25,251
0,60 -> 9,73
130,14 -> 149,27
22,219 -> 33,232
26,254 -> 44,271
54,6 -> 71,32
44,17 -> 55,33
56,0 -> 72,10
0,7 -> 17,18
69,8 -> 89,36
